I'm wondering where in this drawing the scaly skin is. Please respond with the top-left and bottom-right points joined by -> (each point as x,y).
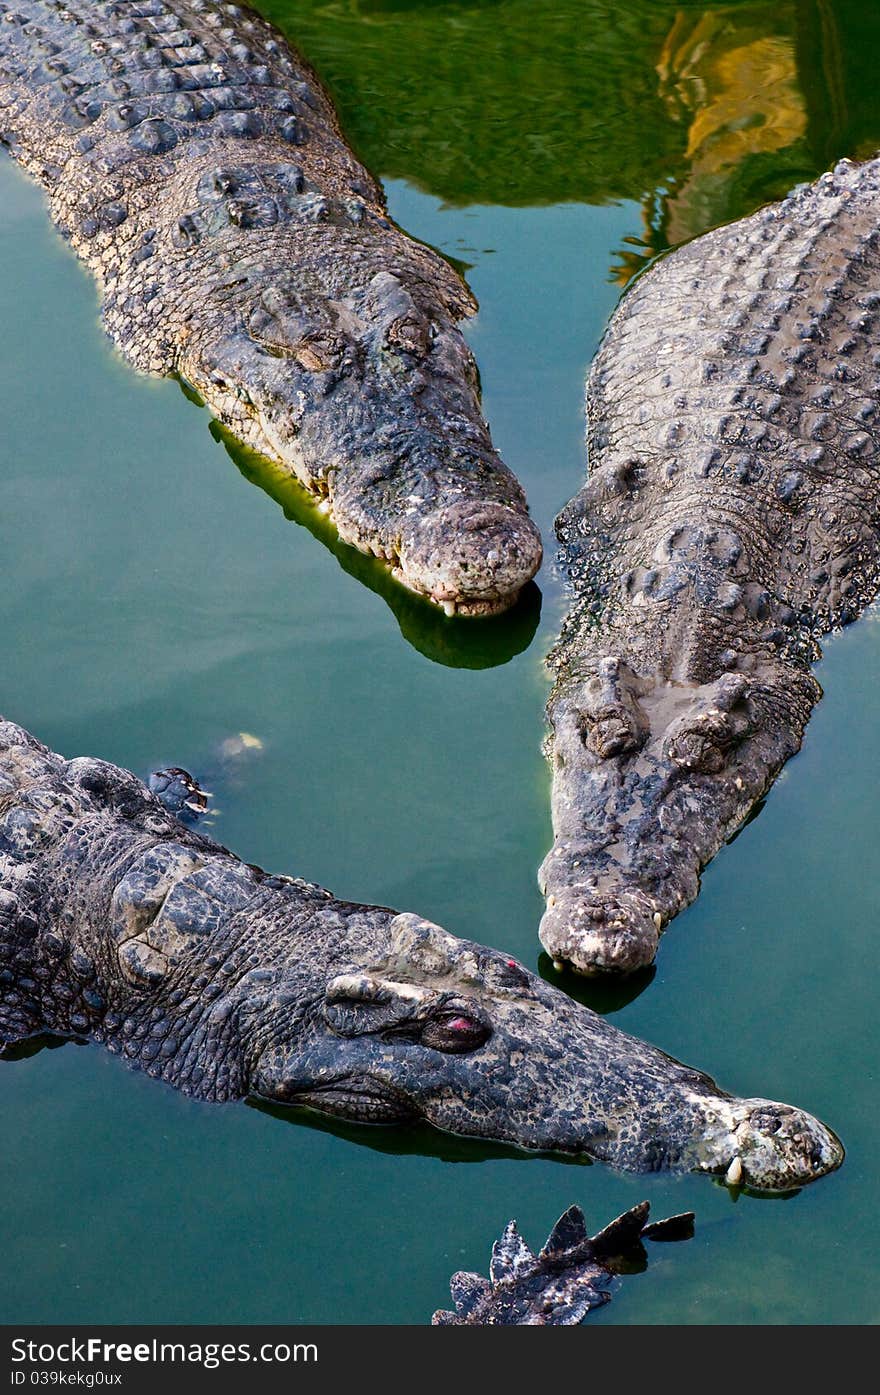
541,156 -> 880,974
0,717 -> 842,1191
432,1202 -> 693,1325
0,0 -> 541,614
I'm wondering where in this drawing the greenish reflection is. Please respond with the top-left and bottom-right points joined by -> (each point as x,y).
796,0 -> 880,170
257,0 -> 688,212
258,0 -> 880,280
211,420 -> 542,669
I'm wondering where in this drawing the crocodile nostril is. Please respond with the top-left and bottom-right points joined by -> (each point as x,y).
588,716 -> 632,757
385,314 -> 430,358
750,1110 -> 783,1134
667,730 -> 726,773
583,710 -> 644,759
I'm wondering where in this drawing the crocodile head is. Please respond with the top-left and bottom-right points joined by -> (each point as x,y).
247,914 -> 842,1192
178,172 -> 541,615
539,654 -> 820,974
1,723 -> 839,1195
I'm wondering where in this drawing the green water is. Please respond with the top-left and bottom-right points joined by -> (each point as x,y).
1,0 -> 878,1325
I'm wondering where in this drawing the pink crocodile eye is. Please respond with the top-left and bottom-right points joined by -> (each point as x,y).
420,1010 -> 491,1054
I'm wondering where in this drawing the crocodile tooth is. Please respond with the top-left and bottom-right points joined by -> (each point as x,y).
725,1157 -> 744,1186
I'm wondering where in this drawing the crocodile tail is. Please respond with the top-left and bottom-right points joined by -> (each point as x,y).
489,1220 -> 537,1283
589,1201 -> 652,1260
641,1212 -> 696,1243
537,1204 -> 590,1259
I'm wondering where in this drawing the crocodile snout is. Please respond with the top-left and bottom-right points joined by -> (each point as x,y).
396,500 -> 542,616
537,863 -> 661,976
694,1096 -> 845,1192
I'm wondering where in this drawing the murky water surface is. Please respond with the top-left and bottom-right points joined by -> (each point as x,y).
2,0 -> 878,1324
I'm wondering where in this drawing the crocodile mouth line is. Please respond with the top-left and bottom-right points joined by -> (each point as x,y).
315,494 -> 523,617
271,1076 -> 418,1125
391,567 -> 514,618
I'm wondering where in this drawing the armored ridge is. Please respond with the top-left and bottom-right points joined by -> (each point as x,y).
432,1202 -> 694,1325
0,716 -> 842,1191
541,156 -> 880,975
0,0 -> 541,614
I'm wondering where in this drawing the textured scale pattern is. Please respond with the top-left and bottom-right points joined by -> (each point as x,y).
0,0 -> 378,372
0,716 -> 843,1190
0,0 -> 541,613
573,156 -> 880,646
540,157 -> 880,976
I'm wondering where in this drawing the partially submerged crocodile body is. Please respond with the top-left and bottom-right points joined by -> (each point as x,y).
0,0 -> 541,615
432,1201 -> 693,1325
540,156 -> 880,975
0,717 -> 842,1190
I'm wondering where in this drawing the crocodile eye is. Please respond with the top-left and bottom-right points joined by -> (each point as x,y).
420,1010 -> 491,1054
295,343 -> 328,372
293,334 -> 349,374
385,314 -> 430,358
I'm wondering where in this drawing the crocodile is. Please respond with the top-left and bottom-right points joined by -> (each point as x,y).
432,1201 -> 694,1325
0,0 -> 541,616
0,716 -> 842,1191
540,155 -> 880,975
